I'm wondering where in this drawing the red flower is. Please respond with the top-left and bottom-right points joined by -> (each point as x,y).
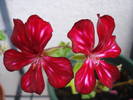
68,14 -> 121,94
4,15 -> 73,94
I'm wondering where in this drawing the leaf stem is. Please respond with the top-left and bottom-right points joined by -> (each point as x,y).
113,79 -> 133,87
45,45 -> 71,51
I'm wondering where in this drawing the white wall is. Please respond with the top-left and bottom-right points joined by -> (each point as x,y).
5,0 -> 133,57
0,13 -> 5,30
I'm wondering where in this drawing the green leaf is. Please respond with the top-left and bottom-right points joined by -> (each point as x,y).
59,41 -> 66,46
46,42 -> 72,57
73,62 -> 83,73
59,41 -> 70,47
81,91 -> 96,99
0,31 -> 6,40
98,84 -> 109,92
102,86 -> 110,92
97,81 -> 110,92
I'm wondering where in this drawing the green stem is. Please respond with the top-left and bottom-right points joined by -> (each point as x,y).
45,45 -> 71,51
44,45 -> 71,56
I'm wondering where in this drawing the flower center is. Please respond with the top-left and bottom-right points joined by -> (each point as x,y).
37,50 -> 48,57
88,54 -> 100,65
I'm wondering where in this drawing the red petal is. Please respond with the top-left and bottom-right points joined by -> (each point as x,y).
97,15 -> 115,42
11,19 -> 31,52
4,49 -> 33,71
11,15 -> 53,54
43,56 -> 73,88
68,19 -> 95,55
21,62 -> 44,94
75,59 -> 96,94
25,15 -> 53,54
93,15 -> 121,58
93,36 -> 121,58
95,60 -> 120,88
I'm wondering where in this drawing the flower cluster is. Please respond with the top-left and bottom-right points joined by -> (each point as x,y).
3,14 -> 121,94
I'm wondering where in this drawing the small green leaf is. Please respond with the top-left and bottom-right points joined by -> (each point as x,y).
62,47 -> 71,57
97,81 -> 110,92
59,41 -> 66,46
81,91 -> 96,99
59,41 -> 70,47
102,86 -> 110,92
0,31 -> 6,40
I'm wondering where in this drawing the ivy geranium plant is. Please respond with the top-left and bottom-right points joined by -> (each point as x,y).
3,14 -> 121,95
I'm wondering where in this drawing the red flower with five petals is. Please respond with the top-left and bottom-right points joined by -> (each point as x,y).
4,15 -> 73,94
68,14 -> 121,94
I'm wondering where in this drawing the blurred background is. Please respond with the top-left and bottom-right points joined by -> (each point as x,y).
0,0 -> 133,100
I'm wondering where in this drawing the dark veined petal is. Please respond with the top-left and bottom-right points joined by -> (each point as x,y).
43,56 -> 73,88
75,59 -> 96,94
21,62 -> 44,95
11,15 -> 53,54
68,19 -> 95,55
93,36 -> 121,58
3,49 -> 33,71
25,15 -> 53,54
95,60 -> 120,88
